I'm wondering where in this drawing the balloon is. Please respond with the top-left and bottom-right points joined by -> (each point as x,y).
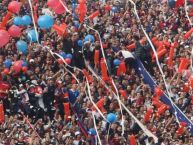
78,0 -> 86,4
27,29 -> 39,42
3,68 -> 10,75
82,69 -> 93,82
100,58 -> 109,81
13,60 -> 23,73
53,3 -> 66,14
113,59 -> 121,66
154,87 -> 163,98
13,17 -> 23,26
66,54 -> 73,59
178,58 -> 190,74
84,34 -> 95,43
8,1 -> 21,14
94,50 -> 100,67
107,113 -> 117,123
59,52 -> 66,58
22,67 -> 28,73
72,3 -> 77,11
111,7 -> 118,13
117,61 -> 126,76
47,0 -> 59,8
0,11 -> 13,28
88,128 -> 96,136
16,40 -> 28,54
8,25 -> 22,38
91,98 -> 106,113
77,40 -> 83,46
38,15 -> 54,29
4,59 -> 12,68
57,58 -> 63,64
22,15 -> 32,26
0,30 -> 10,48
65,58 -> 71,64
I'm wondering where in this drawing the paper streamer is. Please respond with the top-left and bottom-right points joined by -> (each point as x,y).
91,100 -> 102,145
86,64 -> 158,143
86,24 -> 125,136
27,0 -> 39,44
185,0 -> 193,73
127,0 -> 181,124
27,0 -> 157,142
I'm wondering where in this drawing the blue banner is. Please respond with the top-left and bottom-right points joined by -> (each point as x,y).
134,58 -> 193,135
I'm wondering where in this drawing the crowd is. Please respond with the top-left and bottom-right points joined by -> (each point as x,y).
0,0 -> 193,144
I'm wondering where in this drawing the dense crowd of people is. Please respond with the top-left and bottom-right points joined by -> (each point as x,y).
0,0 -> 193,144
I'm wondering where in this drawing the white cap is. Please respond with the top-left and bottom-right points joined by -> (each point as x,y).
29,59 -> 34,63
75,131 -> 81,136
31,80 -> 38,85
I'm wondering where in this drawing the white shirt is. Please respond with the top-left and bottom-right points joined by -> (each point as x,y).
42,8 -> 53,16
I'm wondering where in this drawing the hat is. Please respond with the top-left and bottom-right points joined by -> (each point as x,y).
31,80 -> 38,85
29,59 -> 34,63
75,131 -> 81,136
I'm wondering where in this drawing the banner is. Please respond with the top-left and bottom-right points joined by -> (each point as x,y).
134,58 -> 193,135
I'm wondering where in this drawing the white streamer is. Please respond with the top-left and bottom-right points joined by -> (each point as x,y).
58,0 -> 72,14
127,0 -> 180,124
85,64 -> 159,143
185,0 -> 193,73
86,24 -> 125,136
91,112 -> 102,145
27,0 -> 39,44
27,0 -> 158,142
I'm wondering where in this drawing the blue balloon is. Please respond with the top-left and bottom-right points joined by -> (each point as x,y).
66,54 -> 72,59
88,128 -> 96,136
77,40 -> 83,47
113,59 -> 121,66
13,17 -> 23,26
66,54 -> 73,59
4,59 -> 12,68
111,7 -> 118,13
16,40 -> 28,54
59,52 -> 66,58
27,29 -> 39,42
74,21 -> 79,28
22,61 -> 28,67
22,15 -> 32,26
72,3 -> 77,11
38,15 -> 54,29
84,35 -> 95,43
107,113 -> 117,123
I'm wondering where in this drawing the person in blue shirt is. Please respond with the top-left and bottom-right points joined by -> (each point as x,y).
68,84 -> 80,104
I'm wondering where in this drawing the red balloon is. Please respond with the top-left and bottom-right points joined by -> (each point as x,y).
8,1 -> 22,14
65,58 -> 71,64
13,60 -> 23,73
8,25 -> 22,38
0,30 -> 10,48
3,68 -> 9,75
154,87 -> 163,98
53,3 -> 66,14
47,0 -> 59,8
78,0 -> 86,4
22,67 -> 28,73
57,58 -> 63,64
